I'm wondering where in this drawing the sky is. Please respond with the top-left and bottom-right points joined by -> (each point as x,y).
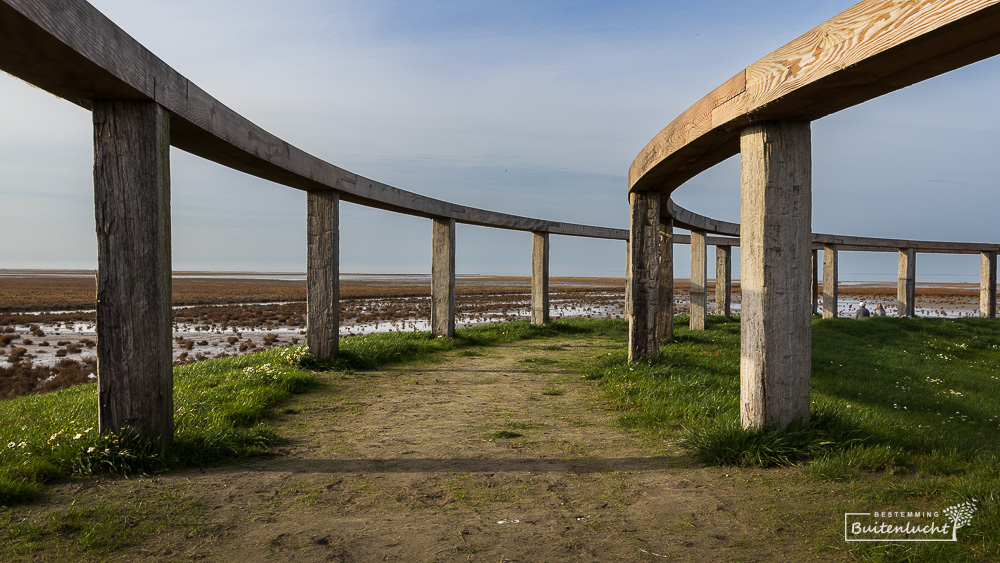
1,0 -> 997,281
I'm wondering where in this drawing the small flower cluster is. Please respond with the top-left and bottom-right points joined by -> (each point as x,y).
45,426 -> 94,449
277,345 -> 308,366
243,363 -> 282,380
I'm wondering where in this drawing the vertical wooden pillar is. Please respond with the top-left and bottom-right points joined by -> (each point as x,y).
627,191 -> 660,361
981,251 -> 997,319
739,120 -> 812,430
690,230 -> 707,330
657,218 -> 674,341
531,232 -> 550,324
307,190 -> 340,361
431,218 -> 456,337
897,248 -> 916,317
811,249 -> 819,315
822,244 -> 838,319
715,245 -> 732,317
93,101 -> 172,452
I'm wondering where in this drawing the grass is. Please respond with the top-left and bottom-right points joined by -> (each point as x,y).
585,315 -> 1000,561
0,345 -> 318,506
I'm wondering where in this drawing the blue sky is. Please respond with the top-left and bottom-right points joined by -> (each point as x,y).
1,0 -> 997,281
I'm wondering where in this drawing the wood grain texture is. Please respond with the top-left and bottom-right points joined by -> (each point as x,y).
811,249 -> 820,315
823,244 -> 839,319
665,199 -> 740,237
431,218 -> 456,337
627,192 -> 660,361
306,190 -> 339,361
715,245 -> 732,317
93,100 -> 172,452
657,219 -> 674,342
739,121 -> 812,430
531,232 -> 550,325
631,0 -> 1000,194
689,230 -> 707,330
982,251 -> 997,319
897,248 -> 916,317
0,0 -> 625,240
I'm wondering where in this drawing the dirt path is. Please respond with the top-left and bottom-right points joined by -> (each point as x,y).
41,336 -> 842,561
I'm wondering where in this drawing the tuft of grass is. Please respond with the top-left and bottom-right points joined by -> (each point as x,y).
485,430 -> 523,440
541,387 -> 565,396
679,411 -> 865,467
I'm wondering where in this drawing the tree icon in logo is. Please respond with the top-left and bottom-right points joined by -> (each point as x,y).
943,499 -> 978,541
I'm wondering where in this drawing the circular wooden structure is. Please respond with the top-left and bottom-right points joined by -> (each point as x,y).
626,0 -> 1000,429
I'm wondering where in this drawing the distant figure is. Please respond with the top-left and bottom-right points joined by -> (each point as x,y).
855,301 -> 871,318
873,303 -> 886,317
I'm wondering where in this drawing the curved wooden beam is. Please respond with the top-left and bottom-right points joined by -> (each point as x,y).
0,0 -> 626,240
665,199 -> 740,237
666,200 -> 1000,254
630,0 -> 1000,194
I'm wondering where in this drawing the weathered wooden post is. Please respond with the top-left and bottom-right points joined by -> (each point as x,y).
658,218 -> 674,341
531,231 -> 550,324
690,230 -> 707,330
897,248 -> 916,317
739,120 -> 812,430
93,100 -> 172,452
306,190 -> 340,361
981,250 -> 997,319
822,244 -> 838,319
715,245 -> 732,317
627,191 -> 660,361
811,249 -> 819,315
431,218 -> 456,337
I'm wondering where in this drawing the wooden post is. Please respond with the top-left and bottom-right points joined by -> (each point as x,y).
811,249 -> 819,315
627,191 -> 660,361
690,229 -> 707,330
657,218 -> 674,341
307,190 -> 339,361
715,245 -> 732,317
431,218 -> 456,337
897,248 -> 916,317
93,100 -> 172,452
822,244 -> 838,319
981,251 -> 997,319
531,231 -> 550,324
739,120 -> 812,430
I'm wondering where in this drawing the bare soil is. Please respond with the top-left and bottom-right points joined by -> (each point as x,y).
27,336 -> 847,562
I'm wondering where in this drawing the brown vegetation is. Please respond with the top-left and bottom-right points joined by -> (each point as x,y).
0,357 -> 97,399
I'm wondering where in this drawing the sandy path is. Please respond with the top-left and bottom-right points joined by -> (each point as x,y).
53,336 -> 839,562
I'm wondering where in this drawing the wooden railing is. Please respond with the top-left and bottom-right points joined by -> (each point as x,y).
627,0 -> 1000,430
0,0 -> 629,450
665,199 -> 999,323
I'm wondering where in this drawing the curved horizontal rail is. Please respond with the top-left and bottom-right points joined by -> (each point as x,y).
630,0 -> 1000,195
0,0 -> 626,241
666,200 -> 1000,254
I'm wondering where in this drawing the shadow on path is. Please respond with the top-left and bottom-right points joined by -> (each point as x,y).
233,455 -> 681,474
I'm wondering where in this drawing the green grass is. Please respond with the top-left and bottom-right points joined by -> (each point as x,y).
314,318 -> 624,371
1,493 -> 201,558
0,345 -> 318,506
585,315 -> 1000,561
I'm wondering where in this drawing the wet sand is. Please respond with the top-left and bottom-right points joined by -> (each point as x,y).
0,271 -> 987,398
